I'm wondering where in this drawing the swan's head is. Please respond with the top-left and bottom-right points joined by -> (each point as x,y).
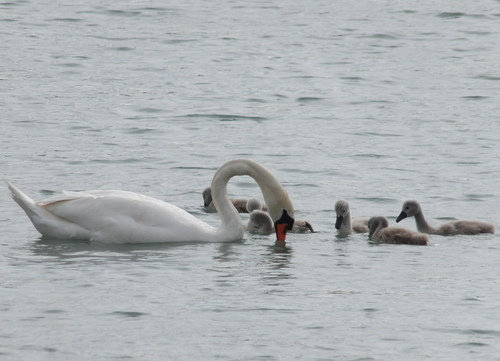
210,158 -> 295,242
274,209 -> 295,242
202,187 -> 213,207
367,216 -> 389,236
334,200 -> 350,229
396,200 -> 420,222
262,188 -> 295,242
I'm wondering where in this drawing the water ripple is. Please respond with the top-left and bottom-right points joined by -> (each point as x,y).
111,311 -> 148,318
186,114 -> 268,122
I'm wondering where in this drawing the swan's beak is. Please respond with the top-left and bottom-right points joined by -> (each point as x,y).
275,209 -> 294,242
396,211 -> 407,223
335,215 -> 343,230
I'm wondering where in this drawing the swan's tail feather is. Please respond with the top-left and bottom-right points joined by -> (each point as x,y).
6,180 -> 90,239
6,180 -> 39,219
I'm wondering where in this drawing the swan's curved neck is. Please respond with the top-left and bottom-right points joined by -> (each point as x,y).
414,209 -> 435,234
211,159 -> 294,240
210,170 -> 243,240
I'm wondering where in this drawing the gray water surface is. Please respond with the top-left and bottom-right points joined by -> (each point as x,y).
1,1 -> 500,360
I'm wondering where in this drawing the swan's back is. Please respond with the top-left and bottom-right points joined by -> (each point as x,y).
9,183 -> 230,243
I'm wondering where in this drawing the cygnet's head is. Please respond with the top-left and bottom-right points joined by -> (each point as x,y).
246,210 -> 274,234
334,200 -> 350,230
293,219 -> 314,233
202,187 -> 213,207
396,200 -> 421,222
367,216 -> 389,236
246,198 -> 263,213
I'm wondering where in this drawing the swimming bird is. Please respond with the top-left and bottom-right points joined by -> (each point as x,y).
203,186 -> 267,213
368,216 -> 428,245
246,197 -> 265,213
334,200 -> 369,234
8,159 -> 295,243
396,200 -> 495,236
245,198 -> 313,235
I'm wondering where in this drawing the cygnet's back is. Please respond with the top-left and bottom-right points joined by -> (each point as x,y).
368,216 -> 428,246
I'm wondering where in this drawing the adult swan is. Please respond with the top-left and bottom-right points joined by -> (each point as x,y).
7,159 -> 295,244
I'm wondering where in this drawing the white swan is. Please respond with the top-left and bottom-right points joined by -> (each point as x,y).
334,200 -> 369,235
245,198 -> 313,235
203,186 -> 267,213
7,159 -> 295,243
368,216 -> 428,246
396,200 -> 495,236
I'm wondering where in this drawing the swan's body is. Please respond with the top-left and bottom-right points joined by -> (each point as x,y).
396,200 -> 495,236
203,187 -> 268,213
368,216 -> 428,246
334,200 -> 369,235
8,159 -> 295,243
245,198 -> 313,235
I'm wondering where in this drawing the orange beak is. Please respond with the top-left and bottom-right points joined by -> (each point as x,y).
274,209 -> 294,242
276,222 -> 289,242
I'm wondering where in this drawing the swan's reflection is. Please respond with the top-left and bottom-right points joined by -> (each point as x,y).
27,236 -> 197,265
265,243 -> 293,272
211,235 -> 294,285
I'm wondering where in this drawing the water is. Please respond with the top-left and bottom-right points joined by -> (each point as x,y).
1,0 -> 500,359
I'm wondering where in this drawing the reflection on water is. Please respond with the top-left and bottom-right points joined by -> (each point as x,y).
26,237 -> 198,265
266,244 -> 293,271
212,241 -> 243,263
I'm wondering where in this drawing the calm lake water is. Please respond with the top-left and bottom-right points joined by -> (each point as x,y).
1,0 -> 500,360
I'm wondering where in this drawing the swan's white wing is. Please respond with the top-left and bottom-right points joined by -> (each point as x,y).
41,190 -> 219,243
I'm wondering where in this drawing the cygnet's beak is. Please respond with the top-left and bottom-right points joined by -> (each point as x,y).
335,215 -> 344,230
396,211 -> 407,223
274,209 -> 294,242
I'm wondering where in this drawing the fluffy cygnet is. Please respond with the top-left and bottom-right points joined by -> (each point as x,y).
396,200 -> 494,236
368,216 -> 428,246
334,200 -> 369,234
